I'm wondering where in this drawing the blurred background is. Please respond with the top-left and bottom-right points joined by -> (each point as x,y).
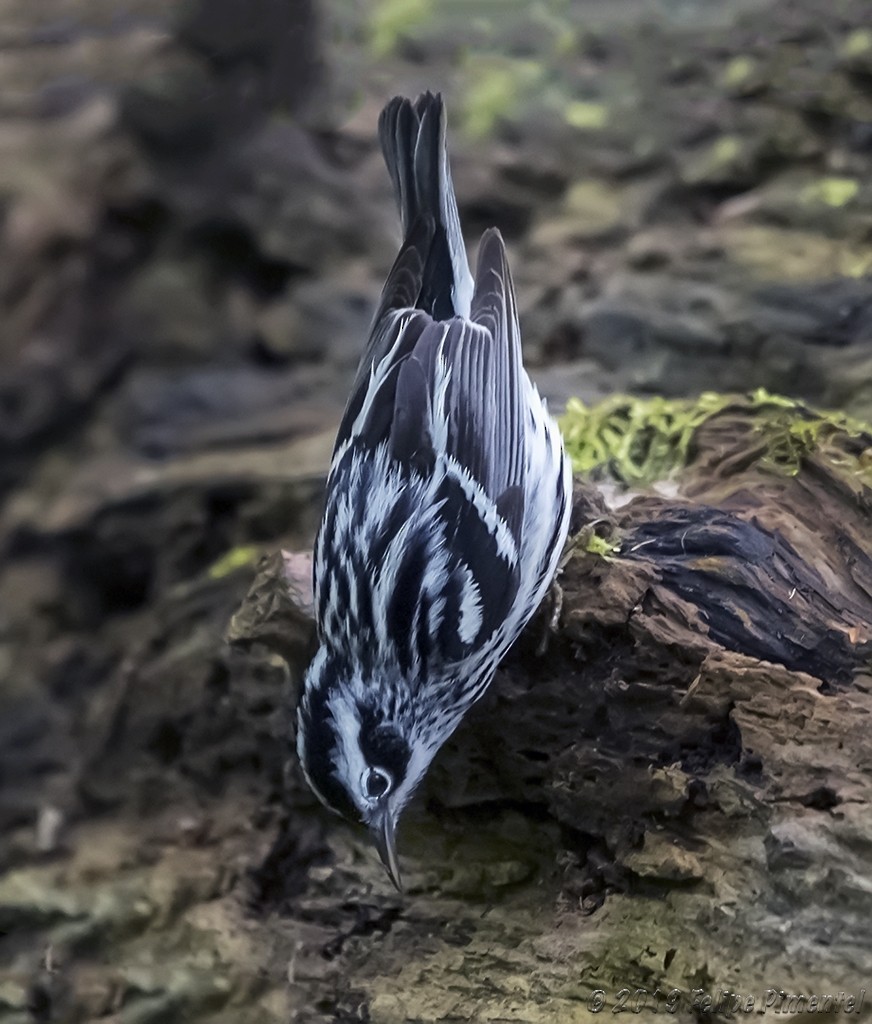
2,0 -> 872,1019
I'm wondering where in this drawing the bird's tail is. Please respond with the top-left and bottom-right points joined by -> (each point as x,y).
378,92 -> 473,319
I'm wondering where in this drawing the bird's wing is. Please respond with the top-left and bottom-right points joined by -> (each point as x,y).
320,230 -> 531,669
333,216 -> 434,458
359,229 -> 528,641
334,92 -> 477,456
337,227 -> 527,521
392,228 -> 528,541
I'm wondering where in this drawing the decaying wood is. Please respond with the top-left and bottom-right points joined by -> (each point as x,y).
6,0 -> 872,1018
3,396 -> 870,1024
227,394 -> 872,1019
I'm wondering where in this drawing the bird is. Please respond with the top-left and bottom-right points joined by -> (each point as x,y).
296,91 -> 572,890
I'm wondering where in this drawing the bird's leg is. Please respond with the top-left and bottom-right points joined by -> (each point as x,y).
557,529 -> 584,573
535,532 -> 581,656
535,581 -> 564,656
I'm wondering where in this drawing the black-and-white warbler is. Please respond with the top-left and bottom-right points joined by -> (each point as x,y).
296,92 -> 572,888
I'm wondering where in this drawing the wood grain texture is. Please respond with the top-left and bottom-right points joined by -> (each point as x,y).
220,395 -> 872,1020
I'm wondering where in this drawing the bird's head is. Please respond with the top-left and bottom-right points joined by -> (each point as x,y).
296,649 -> 446,889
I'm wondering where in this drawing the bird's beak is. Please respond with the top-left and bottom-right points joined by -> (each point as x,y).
371,808 -> 402,891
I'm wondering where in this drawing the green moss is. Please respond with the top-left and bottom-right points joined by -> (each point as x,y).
683,135 -> 746,185
799,176 -> 859,208
369,0 -> 433,58
461,56 -> 544,137
553,26 -> 578,57
564,100 -> 608,130
720,55 -> 764,96
720,223 -> 872,281
560,179 -> 626,236
842,28 -> 872,60
753,396 -> 872,479
722,56 -> 756,88
207,545 -> 260,580
583,532 -> 620,559
561,392 -> 731,484
560,390 -> 872,485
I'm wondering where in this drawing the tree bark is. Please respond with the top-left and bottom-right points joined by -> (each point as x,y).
3,395 -> 870,1023
226,394 -> 872,1020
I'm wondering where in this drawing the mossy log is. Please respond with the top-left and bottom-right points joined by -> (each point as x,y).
224,392 -> 872,1021
3,393 -> 870,1024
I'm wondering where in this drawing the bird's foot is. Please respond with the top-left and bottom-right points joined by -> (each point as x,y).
534,529 -> 585,656
536,578 -> 565,656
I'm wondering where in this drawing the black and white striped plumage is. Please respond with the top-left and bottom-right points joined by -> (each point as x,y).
296,92 -> 572,888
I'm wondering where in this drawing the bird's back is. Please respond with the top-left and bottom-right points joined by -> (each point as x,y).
314,92 -> 570,688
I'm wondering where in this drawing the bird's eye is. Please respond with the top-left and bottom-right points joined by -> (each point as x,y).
363,767 -> 391,800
